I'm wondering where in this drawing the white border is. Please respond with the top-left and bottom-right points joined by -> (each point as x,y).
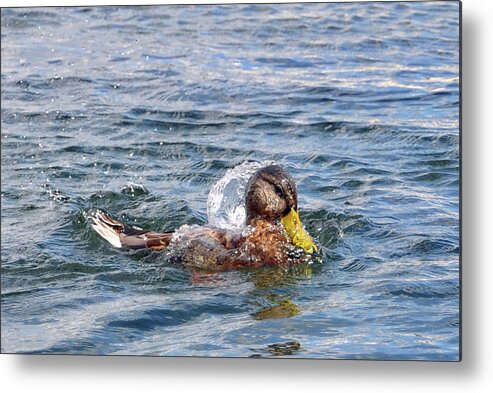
2,0 -> 493,392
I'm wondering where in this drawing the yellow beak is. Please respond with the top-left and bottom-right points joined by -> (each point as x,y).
281,208 -> 318,254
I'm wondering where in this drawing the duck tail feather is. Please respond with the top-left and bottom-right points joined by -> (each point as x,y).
91,210 -> 123,248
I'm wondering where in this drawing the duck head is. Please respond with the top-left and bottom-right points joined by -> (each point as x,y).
245,165 -> 318,254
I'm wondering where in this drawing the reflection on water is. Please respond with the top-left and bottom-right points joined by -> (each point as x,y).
253,299 -> 301,320
251,341 -> 302,357
249,266 -> 312,320
1,2 -> 459,359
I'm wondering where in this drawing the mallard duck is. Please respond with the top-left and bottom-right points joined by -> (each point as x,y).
91,165 -> 318,270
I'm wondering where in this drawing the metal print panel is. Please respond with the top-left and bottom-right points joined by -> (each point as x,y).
1,1 -> 461,360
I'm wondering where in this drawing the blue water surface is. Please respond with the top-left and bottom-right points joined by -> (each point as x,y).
1,2 -> 460,360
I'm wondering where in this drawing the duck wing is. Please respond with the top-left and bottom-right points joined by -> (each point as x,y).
91,210 -> 173,250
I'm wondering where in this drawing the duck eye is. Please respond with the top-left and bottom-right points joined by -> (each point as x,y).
274,185 -> 284,197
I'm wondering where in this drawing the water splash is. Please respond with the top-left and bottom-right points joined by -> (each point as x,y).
206,160 -> 276,230
120,183 -> 149,198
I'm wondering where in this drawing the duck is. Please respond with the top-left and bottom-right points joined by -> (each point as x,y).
91,165 -> 318,271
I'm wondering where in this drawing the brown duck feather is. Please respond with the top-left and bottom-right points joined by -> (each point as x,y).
91,211 -> 173,250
